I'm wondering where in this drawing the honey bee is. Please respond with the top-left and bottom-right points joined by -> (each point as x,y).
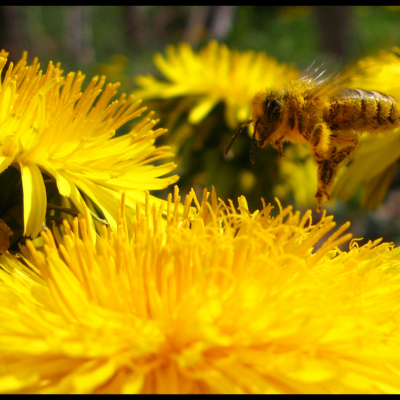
225,63 -> 400,212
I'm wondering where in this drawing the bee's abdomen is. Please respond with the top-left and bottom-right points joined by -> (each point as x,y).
327,88 -> 400,132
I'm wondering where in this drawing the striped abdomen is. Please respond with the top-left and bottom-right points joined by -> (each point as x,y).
326,88 -> 400,133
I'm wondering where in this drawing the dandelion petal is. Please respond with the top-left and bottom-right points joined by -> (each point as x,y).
20,162 -> 47,239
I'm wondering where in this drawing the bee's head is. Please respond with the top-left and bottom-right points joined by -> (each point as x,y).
251,89 -> 283,148
224,89 -> 284,163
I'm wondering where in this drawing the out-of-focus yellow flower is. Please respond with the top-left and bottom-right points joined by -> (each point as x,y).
0,50 -> 178,239
135,41 -> 299,129
2,188 -> 400,394
333,131 -> 400,209
349,47 -> 400,99
333,48 -> 400,208
274,143 -> 318,208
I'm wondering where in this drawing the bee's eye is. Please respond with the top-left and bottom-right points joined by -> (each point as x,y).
256,97 -> 283,145
267,99 -> 282,119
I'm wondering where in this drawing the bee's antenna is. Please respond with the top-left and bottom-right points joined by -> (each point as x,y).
225,119 -> 253,155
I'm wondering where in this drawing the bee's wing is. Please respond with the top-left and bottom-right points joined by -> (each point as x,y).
304,59 -> 379,100
300,59 -> 342,86
310,69 -> 352,99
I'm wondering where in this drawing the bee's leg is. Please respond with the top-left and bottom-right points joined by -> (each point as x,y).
315,136 -> 358,212
315,159 -> 335,212
310,124 -> 331,167
310,125 -> 332,210
311,123 -> 331,155
274,140 -> 284,158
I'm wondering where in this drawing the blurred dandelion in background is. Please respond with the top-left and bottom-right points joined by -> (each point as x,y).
135,40 -> 298,129
134,41 -> 299,210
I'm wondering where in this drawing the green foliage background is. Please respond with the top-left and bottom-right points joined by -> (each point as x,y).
5,7 -> 400,88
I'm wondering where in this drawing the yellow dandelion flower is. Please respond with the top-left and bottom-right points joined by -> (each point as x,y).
333,48 -> 400,208
135,40 -> 299,129
2,188 -> 400,393
349,48 -> 400,99
0,50 -> 178,240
